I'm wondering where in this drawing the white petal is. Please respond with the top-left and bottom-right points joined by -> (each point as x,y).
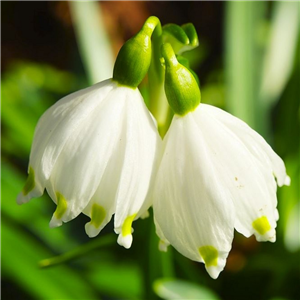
45,86 -> 160,235
29,79 -> 115,190
153,114 -> 235,279
117,234 -> 133,249
158,240 -> 170,252
284,175 -> 291,186
112,87 -> 161,248
82,119 -> 130,237
16,166 -> 44,205
201,104 -> 289,187
46,86 -> 128,226
195,105 -> 281,242
16,188 -> 43,205
154,217 -> 170,252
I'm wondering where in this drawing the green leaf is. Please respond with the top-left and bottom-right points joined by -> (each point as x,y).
69,1 -> 114,84
1,62 -> 79,157
2,220 -> 99,300
278,155 -> 300,252
86,259 -> 143,299
225,1 -> 267,132
1,161 -> 79,252
153,278 -> 220,300
260,2 -> 300,104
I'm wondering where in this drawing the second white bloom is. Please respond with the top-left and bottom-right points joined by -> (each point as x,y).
153,104 -> 290,279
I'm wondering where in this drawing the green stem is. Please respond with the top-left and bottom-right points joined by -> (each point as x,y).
148,21 -> 173,138
146,213 -> 175,299
39,234 -> 115,268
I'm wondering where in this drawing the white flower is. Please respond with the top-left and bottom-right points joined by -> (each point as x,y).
17,79 -> 161,249
153,104 -> 290,279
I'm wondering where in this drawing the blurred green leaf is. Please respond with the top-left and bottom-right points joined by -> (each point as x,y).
1,61 -> 79,157
1,161 -> 81,252
284,201 -> 300,252
69,1 -> 114,84
2,219 -> 99,300
153,278 -> 220,300
278,156 -> 300,252
260,2 -> 300,104
225,1 -> 267,132
86,259 -> 143,299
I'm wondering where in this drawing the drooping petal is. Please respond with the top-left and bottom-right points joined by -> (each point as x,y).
16,166 -> 44,205
153,114 -> 235,279
17,81 -> 115,206
83,172 -> 119,238
154,220 -> 171,252
83,117 -> 130,238
201,104 -> 290,187
46,86 -> 128,227
112,87 -> 161,249
193,104 -> 283,242
28,79 -> 115,196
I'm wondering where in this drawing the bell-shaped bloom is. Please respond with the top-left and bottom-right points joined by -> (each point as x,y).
17,79 -> 161,248
153,104 -> 290,279
154,43 -> 290,279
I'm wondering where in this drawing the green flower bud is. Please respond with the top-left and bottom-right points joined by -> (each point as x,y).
162,43 -> 201,116
113,16 -> 160,88
162,23 -> 199,55
177,55 -> 200,86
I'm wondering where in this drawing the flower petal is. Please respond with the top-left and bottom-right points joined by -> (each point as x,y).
112,87 -> 161,248
153,114 -> 235,279
83,123 -> 130,238
29,79 -> 115,193
16,166 -> 44,205
194,105 -> 281,242
201,104 -> 290,187
46,86 -> 128,227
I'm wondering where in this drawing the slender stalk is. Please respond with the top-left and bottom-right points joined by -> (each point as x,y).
39,234 -> 115,268
69,1 -> 114,84
144,210 -> 175,299
161,246 -> 175,278
148,21 -> 172,137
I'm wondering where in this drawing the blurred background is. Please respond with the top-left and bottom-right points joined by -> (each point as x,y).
1,1 -> 299,300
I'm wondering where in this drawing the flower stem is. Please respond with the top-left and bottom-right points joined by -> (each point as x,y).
39,234 -> 115,268
148,20 -> 173,137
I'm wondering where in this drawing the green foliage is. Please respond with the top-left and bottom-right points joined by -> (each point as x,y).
1,61 -> 80,157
